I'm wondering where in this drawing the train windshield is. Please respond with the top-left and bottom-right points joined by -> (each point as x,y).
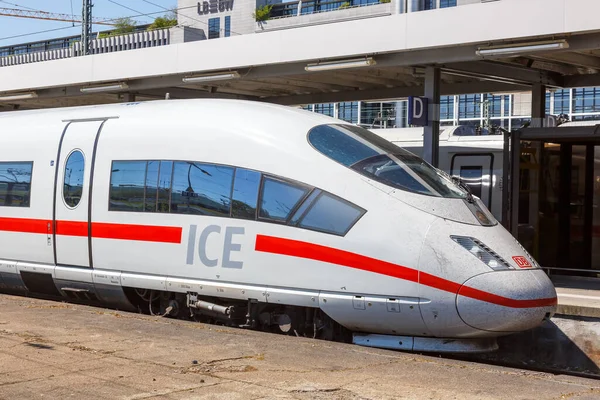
308,124 -> 467,199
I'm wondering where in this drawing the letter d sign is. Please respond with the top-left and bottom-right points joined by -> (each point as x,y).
408,96 -> 429,127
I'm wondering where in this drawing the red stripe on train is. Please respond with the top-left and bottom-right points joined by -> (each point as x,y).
92,222 -> 182,243
55,220 -> 88,236
255,235 -> 557,309
0,217 -> 182,244
0,217 -> 50,234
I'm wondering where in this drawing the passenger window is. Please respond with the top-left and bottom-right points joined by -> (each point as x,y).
460,166 -> 483,198
289,189 -> 321,225
171,162 -> 234,216
232,168 -> 261,220
259,177 -> 309,222
145,161 -> 159,212
0,161 -> 33,207
308,124 -> 378,167
109,161 -> 147,212
309,124 -> 468,199
299,193 -> 364,236
157,161 -> 173,213
63,150 -> 85,208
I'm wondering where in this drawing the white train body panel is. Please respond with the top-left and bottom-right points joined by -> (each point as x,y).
0,100 -> 557,342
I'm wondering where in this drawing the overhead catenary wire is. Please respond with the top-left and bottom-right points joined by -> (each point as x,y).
106,0 -> 153,23
0,24 -> 81,42
69,0 -> 74,27
0,6 -> 190,42
0,1 -> 241,43
0,0 -> 38,11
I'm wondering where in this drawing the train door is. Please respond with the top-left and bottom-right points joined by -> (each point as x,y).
450,154 -> 496,217
54,121 -> 105,268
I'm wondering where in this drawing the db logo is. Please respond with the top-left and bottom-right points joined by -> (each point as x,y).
512,256 -> 532,268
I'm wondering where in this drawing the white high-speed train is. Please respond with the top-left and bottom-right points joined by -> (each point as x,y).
370,126 -> 505,222
0,100 -> 556,353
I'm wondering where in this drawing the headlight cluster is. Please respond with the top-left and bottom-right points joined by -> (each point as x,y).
451,235 -> 512,271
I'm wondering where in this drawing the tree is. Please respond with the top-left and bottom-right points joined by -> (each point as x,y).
97,17 -> 136,38
253,5 -> 272,22
148,14 -> 177,31
113,17 -> 136,34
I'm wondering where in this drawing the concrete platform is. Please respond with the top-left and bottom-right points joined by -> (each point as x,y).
0,294 -> 599,400
553,276 -> 600,318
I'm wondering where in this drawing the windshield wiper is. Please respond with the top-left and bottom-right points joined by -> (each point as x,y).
451,176 -> 475,203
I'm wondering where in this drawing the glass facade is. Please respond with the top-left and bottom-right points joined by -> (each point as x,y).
440,0 -> 457,7
338,102 -> 359,124
224,16 -> 231,37
208,18 -> 220,39
304,87 -> 600,132
439,96 -> 454,121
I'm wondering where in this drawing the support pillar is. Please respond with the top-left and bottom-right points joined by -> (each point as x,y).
528,84 -> 545,252
510,129 -> 521,238
531,83 -> 546,128
423,66 -> 440,167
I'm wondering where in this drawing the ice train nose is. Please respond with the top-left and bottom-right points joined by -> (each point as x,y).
456,269 -> 557,333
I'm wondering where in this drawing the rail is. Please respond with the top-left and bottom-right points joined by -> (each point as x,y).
0,28 -> 170,67
269,0 -> 388,19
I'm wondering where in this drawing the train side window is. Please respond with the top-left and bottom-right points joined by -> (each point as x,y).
157,161 -> 173,213
63,150 -> 85,208
289,189 -> 321,225
259,177 -> 309,222
0,161 -> 33,207
232,168 -> 261,220
171,162 -> 234,216
459,166 -> 483,199
144,161 -> 159,212
109,161 -> 147,212
298,193 -> 365,236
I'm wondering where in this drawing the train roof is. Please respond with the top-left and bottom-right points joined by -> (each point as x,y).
0,99 -> 342,130
371,126 -> 505,143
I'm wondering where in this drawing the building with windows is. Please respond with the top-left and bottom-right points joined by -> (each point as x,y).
302,88 -> 600,130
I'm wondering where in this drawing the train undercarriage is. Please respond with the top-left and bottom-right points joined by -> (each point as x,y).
123,287 -> 353,343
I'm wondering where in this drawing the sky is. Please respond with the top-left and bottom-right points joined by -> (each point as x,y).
0,0 -> 178,47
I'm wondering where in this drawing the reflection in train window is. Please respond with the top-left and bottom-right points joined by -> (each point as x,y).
141,161 -> 174,213
157,161 -> 173,213
109,161 -> 147,211
459,166 -> 483,198
289,189 -> 322,226
232,168 -> 261,220
64,150 -> 85,208
171,162 -> 234,216
145,161 -> 159,212
309,124 -> 467,199
259,177 -> 309,222
0,161 -> 33,207
298,193 -> 365,236
308,124 -> 378,166
107,159 -> 365,236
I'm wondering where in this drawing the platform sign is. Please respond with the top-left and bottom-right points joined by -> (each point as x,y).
408,96 -> 428,127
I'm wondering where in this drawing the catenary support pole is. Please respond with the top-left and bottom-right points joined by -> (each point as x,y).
82,0 -> 92,56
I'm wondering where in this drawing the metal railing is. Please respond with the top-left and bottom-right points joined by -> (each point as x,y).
270,0 -> 388,19
0,28 -> 170,67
